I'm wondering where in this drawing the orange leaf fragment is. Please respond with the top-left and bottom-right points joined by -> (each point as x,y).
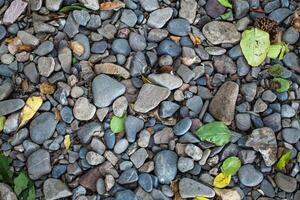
100,0 -> 125,11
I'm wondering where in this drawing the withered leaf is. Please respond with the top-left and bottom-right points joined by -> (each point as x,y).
100,0 -> 125,11
39,82 -> 56,94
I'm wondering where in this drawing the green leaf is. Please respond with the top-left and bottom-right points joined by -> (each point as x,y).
59,5 -> 88,12
221,156 -> 241,176
27,183 -> 36,200
196,121 -> 231,146
267,43 -> 289,60
272,78 -> 290,93
110,115 -> 126,133
220,11 -> 233,21
268,64 -> 284,77
240,28 -> 270,67
14,172 -> 29,196
218,0 -> 232,8
0,116 -> 5,132
0,154 -> 13,184
276,150 -> 292,170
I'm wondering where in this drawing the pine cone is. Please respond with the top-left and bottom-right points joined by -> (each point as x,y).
254,17 -> 280,41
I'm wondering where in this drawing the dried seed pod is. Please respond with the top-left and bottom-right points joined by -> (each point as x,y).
254,17 -> 280,41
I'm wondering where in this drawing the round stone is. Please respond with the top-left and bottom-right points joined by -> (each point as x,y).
158,40 -> 182,57
238,164 -> 263,187
154,150 -> 178,184
73,97 -> 96,121
167,18 -> 191,36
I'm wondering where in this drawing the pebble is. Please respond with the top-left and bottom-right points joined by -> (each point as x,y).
112,39 -> 131,56
91,41 -> 107,54
129,32 -> 146,51
73,97 -> 96,121
125,116 -> 144,143
179,178 -> 215,198
158,39 -> 182,57
74,34 -> 90,60
281,104 -> 296,118
17,31 -> 39,46
86,151 -> 105,165
269,8 -> 292,23
96,178 -> 105,195
3,0 -> 28,25
92,74 -> 126,108
118,168 -> 138,184
138,173 -> 153,192
0,183 -> 17,200
167,18 -> 191,36
0,25 -> 7,41
147,8 -> 173,29
27,149 -> 51,180
179,0 -> 197,23
79,0 -> 99,10
35,41 -> 54,56
77,122 -> 101,144
263,113 -> 281,132
37,57 -> 55,77
73,10 -> 90,26
121,9 -> 137,27
114,139 -> 129,154
260,179 -> 275,198
0,81 -> 13,101
148,73 -> 183,90
115,190 -> 137,200
154,150 -> 178,184
154,127 -> 174,144
178,157 -> 194,172
205,0 -> 226,18
173,117 -> 192,136
29,112 -> 58,144
282,128 -> 300,144
0,99 -> 24,116
238,164 -> 263,187
134,84 -> 170,113
58,47 -> 72,73
95,63 -> 130,79
202,21 -> 241,45
283,27 -> 299,44
233,0 -> 249,19
186,96 -> 203,114
130,148 -> 148,168
209,81 -> 239,125
112,96 -> 128,117
236,113 -> 251,131
159,101 -> 180,118
43,178 -> 72,200
283,53 -> 300,73
177,64 -> 195,83
275,173 -> 297,193
139,0 -> 159,11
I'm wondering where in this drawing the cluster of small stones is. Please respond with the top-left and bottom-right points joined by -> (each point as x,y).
0,0 -> 300,199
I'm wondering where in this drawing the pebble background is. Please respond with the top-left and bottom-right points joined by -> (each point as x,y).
0,0 -> 300,199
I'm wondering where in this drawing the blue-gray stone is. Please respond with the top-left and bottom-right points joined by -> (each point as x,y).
282,128 -> 300,144
167,18 -> 191,36
138,173 -> 153,192
77,122 -> 101,144
173,117 -> 192,136
60,106 -> 74,124
34,41 -> 54,56
87,14 -> 101,30
233,0 -> 249,19
283,52 -> 300,73
30,112 -> 58,144
158,40 -> 182,57
52,165 -> 67,178
74,33 -> 90,60
91,41 -> 107,54
186,96 -> 203,114
238,164 -> 263,187
260,179 -> 275,198
0,99 -> 25,116
264,0 -> 280,13
154,150 -> 178,184
159,101 -> 180,118
269,8 -> 292,23
263,113 -> 281,132
125,115 -> 144,143
281,104 -> 296,118
283,27 -> 299,44
104,129 -> 116,149
0,25 -> 7,40
112,39 -> 131,56
118,168 -> 139,184
115,190 -> 137,200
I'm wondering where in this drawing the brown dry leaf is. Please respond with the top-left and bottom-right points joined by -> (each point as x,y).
170,35 -> 181,43
21,79 -> 29,94
54,108 -> 62,121
5,36 -> 15,43
40,82 -> 56,94
157,65 -> 174,74
188,32 -> 201,45
17,44 -> 34,52
7,37 -> 22,55
292,11 -> 300,32
69,41 -> 85,56
100,0 -> 125,11
18,96 -> 43,128
170,179 -> 182,200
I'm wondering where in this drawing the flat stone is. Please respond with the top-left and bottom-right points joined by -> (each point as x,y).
115,190 -> 138,200
129,32 -> 146,51
112,96 -> 128,117
27,149 -> 51,180
178,157 -> 194,172
167,18 -> 191,36
0,99 -> 24,116
114,139 -> 129,154
179,0 -> 197,23
238,164 -> 263,187
0,81 -> 13,101
73,97 -> 96,121
245,127 -> 277,166
154,150 -> 178,184
58,47 -> 72,73
205,0 -> 226,18
73,9 -> 90,26
118,168 -> 138,184
283,52 -> 300,73
275,173 -> 297,193
158,40 -> 182,57
154,127 -> 174,144
130,52 -> 148,76
95,63 -> 130,79
269,8 -> 292,23
30,112 -> 58,144
186,96 -> 203,114
148,73 -> 183,90
179,178 -> 215,198
282,128 -> 300,144
92,74 -> 126,108
17,31 -> 39,46
79,0 -> 99,10
86,151 -> 105,165
74,33 -> 90,60
0,183 -> 17,200
139,0 -> 159,11
159,101 -> 180,118
209,81 -> 239,125
37,57 -> 55,77
202,21 -> 241,45
121,9 -> 137,27
263,113 -> 281,132
46,0 -> 62,11
213,55 -> 237,75
125,115 -> 144,143
177,64 -> 195,83
138,173 -> 153,192
63,15 -> 79,38
173,117 -> 192,136
130,148 -> 148,168
35,41 -> 54,56
3,0 -> 28,25
112,39 -> 131,56
77,122 -> 102,144
147,8 -> 173,29
134,84 -> 170,113
43,178 -> 72,200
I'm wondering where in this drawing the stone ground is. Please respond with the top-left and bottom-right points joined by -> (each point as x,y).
0,0 -> 300,199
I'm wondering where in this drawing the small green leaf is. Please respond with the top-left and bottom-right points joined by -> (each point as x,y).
220,11 -> 233,21
0,116 -> 5,132
268,64 -> 284,77
276,150 -> 292,170
240,28 -> 270,67
59,5 -> 89,12
221,156 -> 241,176
267,43 -> 289,60
0,154 -> 13,184
14,172 -> 29,196
110,115 -> 126,133
272,78 -> 290,93
196,121 -> 231,146
218,0 -> 232,8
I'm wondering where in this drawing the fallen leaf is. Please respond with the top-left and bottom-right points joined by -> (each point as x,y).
170,179 -> 182,200
100,0 -> 125,11
267,43 -> 289,60
69,41 -> 85,56
240,28 -> 270,67
59,5 -> 88,12
64,135 -> 71,150
39,82 -> 56,94
221,156 -> 241,176
276,149 -> 292,170
218,0 -> 232,8
19,96 -> 43,128
268,64 -> 284,77
110,115 -> 127,133
54,108 -> 62,121
21,80 -> 29,94
170,35 -> 181,43
213,172 -> 231,189
141,74 -> 152,84
188,32 -> 201,46
193,197 -> 209,200
220,11 -> 233,21
271,78 -> 290,93
14,172 -> 29,196
7,37 -> 22,55
0,116 -> 6,133
17,44 -> 34,52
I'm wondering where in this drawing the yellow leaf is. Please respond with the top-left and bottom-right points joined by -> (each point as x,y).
39,82 -> 56,94
100,0 -> 125,11
141,75 -> 152,84
213,172 -> 231,189
64,135 -> 71,150
18,96 -> 43,128
193,197 -> 209,200
188,32 -> 201,45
